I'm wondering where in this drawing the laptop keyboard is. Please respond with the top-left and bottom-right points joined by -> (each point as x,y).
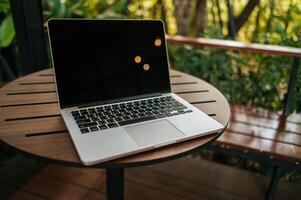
70,96 -> 192,134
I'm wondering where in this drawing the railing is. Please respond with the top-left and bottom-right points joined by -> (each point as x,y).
166,35 -> 301,117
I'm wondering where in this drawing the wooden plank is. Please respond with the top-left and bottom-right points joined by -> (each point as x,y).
0,92 -> 57,106
177,92 -> 216,104
167,35 -> 301,57
14,170 -> 99,200
170,75 -> 198,84
0,84 -> 56,94
171,83 -> 208,93
15,74 -> 54,82
126,167 -> 246,200
0,103 -> 60,122
0,117 -> 66,138
231,112 -> 301,134
231,105 -> 301,125
2,133 -> 80,163
216,132 -> 301,163
141,157 -> 266,199
228,122 -> 301,146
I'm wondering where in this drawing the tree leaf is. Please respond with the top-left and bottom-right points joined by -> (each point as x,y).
0,14 -> 15,48
0,0 -> 10,12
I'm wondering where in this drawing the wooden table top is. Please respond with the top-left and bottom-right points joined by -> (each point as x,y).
0,68 -> 230,168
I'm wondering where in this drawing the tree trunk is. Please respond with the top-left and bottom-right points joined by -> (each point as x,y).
158,0 -> 167,33
190,0 -> 207,36
211,1 -> 216,25
233,0 -> 259,34
173,0 -> 193,36
215,0 -> 223,32
265,0 -> 275,43
122,0 -> 131,15
226,0 -> 236,38
251,4 -> 262,42
284,0 -> 293,32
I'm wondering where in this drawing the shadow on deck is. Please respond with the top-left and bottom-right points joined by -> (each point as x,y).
0,155 -> 300,200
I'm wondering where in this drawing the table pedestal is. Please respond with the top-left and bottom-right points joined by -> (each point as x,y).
107,168 -> 124,200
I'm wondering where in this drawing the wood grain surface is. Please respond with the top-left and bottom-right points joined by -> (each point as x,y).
214,105 -> 301,165
0,68 -> 230,168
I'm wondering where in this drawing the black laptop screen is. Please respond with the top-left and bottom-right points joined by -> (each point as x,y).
48,19 -> 171,108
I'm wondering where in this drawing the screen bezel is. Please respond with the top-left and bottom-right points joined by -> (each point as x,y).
47,18 -> 171,109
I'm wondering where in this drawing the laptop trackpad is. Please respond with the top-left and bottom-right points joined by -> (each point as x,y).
125,120 -> 185,147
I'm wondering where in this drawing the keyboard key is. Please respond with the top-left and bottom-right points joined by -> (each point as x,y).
114,117 -> 123,122
106,119 -> 115,123
74,116 -> 86,121
156,113 -> 166,118
98,120 -> 106,125
80,109 -> 88,115
104,105 -> 112,111
88,108 -> 96,113
71,111 -> 80,117
78,122 -> 97,128
138,113 -> 146,117
95,113 -> 104,117
112,104 -> 119,109
90,126 -> 99,132
80,128 -> 89,134
91,117 -> 98,122
118,115 -> 157,126
146,111 -> 153,116
107,123 -> 118,128
185,110 -> 193,113
174,105 -> 187,110
87,114 -> 94,118
99,116 -> 108,120
76,119 -> 91,124
96,107 -> 104,112
116,113 -> 123,118
123,116 -> 131,120
130,114 -> 138,119
108,114 -> 116,118
152,110 -> 160,114
99,125 -> 108,130
131,110 -> 138,114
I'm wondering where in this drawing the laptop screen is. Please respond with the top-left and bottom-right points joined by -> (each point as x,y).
48,19 -> 171,108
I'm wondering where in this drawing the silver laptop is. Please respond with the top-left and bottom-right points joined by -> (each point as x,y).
47,19 -> 223,166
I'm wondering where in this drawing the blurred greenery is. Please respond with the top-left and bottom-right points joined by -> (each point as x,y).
1,0 -> 300,112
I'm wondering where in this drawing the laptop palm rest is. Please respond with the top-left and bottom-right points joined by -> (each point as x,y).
125,120 -> 185,147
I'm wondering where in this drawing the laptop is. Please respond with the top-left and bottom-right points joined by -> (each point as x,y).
47,19 -> 223,166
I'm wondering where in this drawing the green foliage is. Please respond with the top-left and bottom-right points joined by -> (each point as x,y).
43,0 -> 127,19
0,0 -> 15,48
0,0 -> 10,11
0,14 -> 15,48
169,26 -> 297,111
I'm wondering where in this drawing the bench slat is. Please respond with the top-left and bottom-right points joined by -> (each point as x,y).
216,131 -> 301,164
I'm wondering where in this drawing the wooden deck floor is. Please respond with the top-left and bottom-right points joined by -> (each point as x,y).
0,155 -> 300,200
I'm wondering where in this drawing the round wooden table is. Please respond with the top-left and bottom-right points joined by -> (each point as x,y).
0,68 -> 230,200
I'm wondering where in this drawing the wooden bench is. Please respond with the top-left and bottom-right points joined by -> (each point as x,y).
166,35 -> 301,200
